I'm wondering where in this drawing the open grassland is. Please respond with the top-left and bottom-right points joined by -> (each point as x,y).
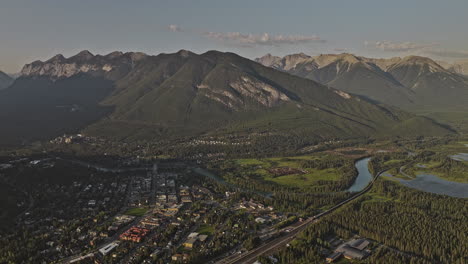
383,159 -> 405,165
234,154 -> 345,188
361,191 -> 394,204
197,224 -> 215,235
124,207 -> 148,217
266,168 -> 340,187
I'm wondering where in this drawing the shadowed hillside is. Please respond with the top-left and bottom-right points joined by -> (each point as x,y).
0,50 -> 454,146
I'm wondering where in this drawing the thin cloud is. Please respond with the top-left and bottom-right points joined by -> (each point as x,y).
203,32 -> 326,47
167,24 -> 183,32
365,40 -> 437,52
365,40 -> 468,59
333,48 -> 348,52
424,49 -> 468,59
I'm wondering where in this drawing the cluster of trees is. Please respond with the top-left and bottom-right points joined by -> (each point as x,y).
272,179 -> 467,264
370,147 -> 467,182
0,161 -> 129,264
394,137 -> 453,151
174,172 -> 266,264
157,133 -> 370,160
299,156 -> 351,170
412,152 -> 468,180
368,152 -> 410,175
206,160 -> 355,214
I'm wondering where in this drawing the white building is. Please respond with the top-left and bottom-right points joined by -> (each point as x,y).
99,241 -> 120,256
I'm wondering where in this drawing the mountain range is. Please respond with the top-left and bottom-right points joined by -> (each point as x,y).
449,59 -> 468,76
0,50 -> 452,146
0,71 -> 13,90
256,53 -> 468,111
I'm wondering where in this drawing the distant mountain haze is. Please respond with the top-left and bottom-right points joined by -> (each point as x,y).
256,53 -> 468,111
0,50 -> 453,145
448,59 -> 468,76
0,71 -> 13,90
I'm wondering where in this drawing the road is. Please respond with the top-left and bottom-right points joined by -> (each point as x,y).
216,168 -> 387,264
399,163 -> 414,179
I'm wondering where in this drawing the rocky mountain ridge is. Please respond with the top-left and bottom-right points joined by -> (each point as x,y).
256,53 -> 468,110
20,50 -> 147,80
0,49 -> 452,146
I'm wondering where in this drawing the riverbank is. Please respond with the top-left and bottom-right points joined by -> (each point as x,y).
382,172 -> 468,198
347,157 -> 373,192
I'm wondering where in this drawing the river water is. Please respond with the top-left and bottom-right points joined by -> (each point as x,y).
450,153 -> 468,161
347,157 -> 373,192
384,173 -> 468,198
449,143 -> 468,161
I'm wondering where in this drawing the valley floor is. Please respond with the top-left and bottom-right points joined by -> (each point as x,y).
0,136 -> 466,264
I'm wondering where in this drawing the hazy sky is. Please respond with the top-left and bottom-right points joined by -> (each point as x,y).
1,0 -> 468,73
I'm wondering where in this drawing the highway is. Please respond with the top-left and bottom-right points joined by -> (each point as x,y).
216,168 -> 386,264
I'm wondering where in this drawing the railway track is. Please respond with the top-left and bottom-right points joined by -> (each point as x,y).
217,168 -> 387,264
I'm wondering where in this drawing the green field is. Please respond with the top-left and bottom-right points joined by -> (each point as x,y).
234,155 -> 343,188
124,207 -> 148,217
197,224 -> 215,235
265,168 -> 339,187
383,159 -> 405,165
362,192 -> 394,204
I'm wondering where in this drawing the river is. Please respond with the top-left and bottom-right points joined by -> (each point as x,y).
194,158 -> 375,194
347,157 -> 373,192
450,153 -> 468,162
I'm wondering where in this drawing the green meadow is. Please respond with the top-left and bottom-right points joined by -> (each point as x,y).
234,154 -> 344,188
124,207 -> 148,217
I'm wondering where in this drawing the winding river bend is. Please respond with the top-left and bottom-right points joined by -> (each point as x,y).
347,157 -> 373,192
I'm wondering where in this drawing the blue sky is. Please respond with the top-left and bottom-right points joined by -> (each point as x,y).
1,0 -> 468,72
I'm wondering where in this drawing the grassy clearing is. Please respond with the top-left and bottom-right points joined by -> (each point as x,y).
383,159 -> 404,165
124,207 -> 148,217
363,192 -> 393,204
197,224 -> 215,235
233,155 -> 343,188
266,168 -> 340,187
414,161 -> 442,168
